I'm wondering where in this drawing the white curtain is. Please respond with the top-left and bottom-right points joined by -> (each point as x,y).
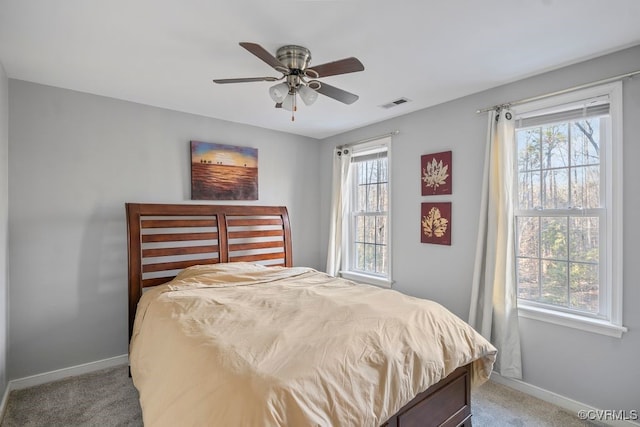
469,108 -> 522,379
326,147 -> 352,276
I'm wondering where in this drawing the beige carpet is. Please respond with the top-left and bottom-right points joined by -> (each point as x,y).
471,380 -> 597,427
1,365 -> 141,427
1,364 -> 597,426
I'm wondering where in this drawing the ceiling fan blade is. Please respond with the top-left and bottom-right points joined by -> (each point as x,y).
307,57 -> 364,78
213,77 -> 279,84
239,42 -> 287,71
315,82 -> 359,104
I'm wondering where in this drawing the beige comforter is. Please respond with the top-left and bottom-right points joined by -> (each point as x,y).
130,262 -> 496,426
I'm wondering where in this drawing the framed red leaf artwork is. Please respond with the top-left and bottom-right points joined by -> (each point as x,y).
421,202 -> 451,245
421,151 -> 452,195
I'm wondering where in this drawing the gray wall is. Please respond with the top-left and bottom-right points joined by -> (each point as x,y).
7,81 -> 322,379
0,62 -> 8,392
320,45 -> 640,411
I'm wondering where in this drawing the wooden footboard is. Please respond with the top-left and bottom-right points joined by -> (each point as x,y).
382,364 -> 472,427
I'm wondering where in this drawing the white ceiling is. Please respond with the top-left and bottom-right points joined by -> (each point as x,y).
1,1 -> 639,139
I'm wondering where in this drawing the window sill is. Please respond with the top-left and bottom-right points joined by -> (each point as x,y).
339,270 -> 393,289
518,304 -> 627,338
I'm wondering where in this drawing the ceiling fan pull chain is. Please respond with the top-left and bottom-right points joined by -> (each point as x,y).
292,92 -> 297,121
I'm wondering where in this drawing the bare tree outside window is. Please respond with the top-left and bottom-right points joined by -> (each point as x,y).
353,156 -> 388,275
516,117 -> 603,314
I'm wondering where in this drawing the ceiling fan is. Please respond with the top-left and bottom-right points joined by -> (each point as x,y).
213,42 -> 365,120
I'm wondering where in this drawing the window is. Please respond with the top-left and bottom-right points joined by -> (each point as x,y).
512,82 -> 625,337
341,137 -> 392,287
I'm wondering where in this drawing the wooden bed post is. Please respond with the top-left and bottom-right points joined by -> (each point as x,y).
125,203 -> 143,341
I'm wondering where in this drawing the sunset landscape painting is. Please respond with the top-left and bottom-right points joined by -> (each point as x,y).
191,141 -> 258,200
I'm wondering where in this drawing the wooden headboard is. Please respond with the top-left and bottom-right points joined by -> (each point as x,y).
126,203 -> 293,338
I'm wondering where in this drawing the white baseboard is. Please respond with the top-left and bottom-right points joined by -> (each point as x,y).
0,354 -> 129,420
8,354 -> 128,391
490,372 -> 640,427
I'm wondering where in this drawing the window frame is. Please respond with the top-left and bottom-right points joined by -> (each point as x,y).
340,137 -> 393,288
511,82 -> 626,338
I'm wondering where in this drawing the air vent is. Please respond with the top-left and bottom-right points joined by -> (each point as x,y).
380,97 -> 411,109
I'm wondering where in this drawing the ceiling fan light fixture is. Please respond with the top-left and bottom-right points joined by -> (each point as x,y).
298,84 -> 319,106
269,82 -> 289,103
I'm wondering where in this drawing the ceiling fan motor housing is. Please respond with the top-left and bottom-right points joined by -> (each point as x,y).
276,45 -> 311,71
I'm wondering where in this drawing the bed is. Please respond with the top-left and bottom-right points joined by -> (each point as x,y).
126,202 -> 496,427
